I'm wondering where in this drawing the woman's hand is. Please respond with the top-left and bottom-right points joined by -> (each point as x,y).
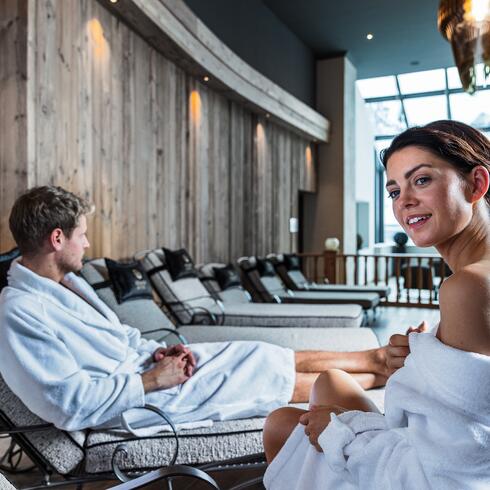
299,405 -> 348,452
386,320 -> 428,376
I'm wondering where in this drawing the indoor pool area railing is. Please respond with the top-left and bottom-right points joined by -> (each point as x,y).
298,251 -> 452,308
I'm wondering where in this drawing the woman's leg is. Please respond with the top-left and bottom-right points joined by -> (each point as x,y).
265,369 -> 382,463
263,407 -> 306,463
290,370 -> 386,403
309,368 -> 381,413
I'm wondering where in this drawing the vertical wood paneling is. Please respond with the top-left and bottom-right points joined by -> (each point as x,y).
0,0 -> 28,251
0,0 -> 317,261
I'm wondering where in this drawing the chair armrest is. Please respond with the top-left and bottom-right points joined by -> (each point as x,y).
109,464 -> 220,489
166,296 -> 225,326
141,327 -> 188,345
0,423 -> 53,435
114,404 -> 179,482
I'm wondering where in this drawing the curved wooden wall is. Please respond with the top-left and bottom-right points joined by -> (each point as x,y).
0,0 -> 316,262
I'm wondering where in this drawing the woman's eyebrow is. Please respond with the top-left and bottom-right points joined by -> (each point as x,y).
385,163 -> 433,188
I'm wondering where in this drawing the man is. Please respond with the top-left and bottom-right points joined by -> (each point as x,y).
0,186 -> 390,433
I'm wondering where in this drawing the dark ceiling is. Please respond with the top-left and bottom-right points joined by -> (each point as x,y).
263,0 -> 454,79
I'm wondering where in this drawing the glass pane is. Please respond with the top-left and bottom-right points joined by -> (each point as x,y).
404,95 -> 448,126
446,66 -> 462,89
449,90 -> 490,127
397,69 -> 446,95
366,100 -> 406,136
357,76 -> 398,99
374,139 -> 392,160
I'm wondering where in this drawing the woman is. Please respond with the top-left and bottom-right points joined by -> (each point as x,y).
263,120 -> 490,489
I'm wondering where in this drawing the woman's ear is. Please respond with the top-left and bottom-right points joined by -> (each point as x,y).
470,165 -> 490,204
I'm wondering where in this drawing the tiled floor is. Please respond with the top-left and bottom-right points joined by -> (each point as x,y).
1,305 -> 441,489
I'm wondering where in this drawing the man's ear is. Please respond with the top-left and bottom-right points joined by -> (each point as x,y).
470,165 -> 490,204
49,228 -> 65,251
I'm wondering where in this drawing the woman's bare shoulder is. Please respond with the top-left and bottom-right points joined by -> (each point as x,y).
438,261 -> 490,355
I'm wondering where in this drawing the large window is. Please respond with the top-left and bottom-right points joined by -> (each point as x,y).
357,65 -> 490,243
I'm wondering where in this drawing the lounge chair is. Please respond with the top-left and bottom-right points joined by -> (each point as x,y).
238,256 -> 380,311
0,370 -> 265,489
0,254 -> 225,489
134,249 -> 365,329
269,253 -> 390,298
81,258 -> 381,349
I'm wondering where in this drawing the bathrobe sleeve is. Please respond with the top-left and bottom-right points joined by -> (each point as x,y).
120,322 -> 164,355
1,299 -> 146,431
318,411 -> 429,489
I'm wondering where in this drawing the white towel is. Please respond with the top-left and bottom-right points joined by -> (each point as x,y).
265,331 -> 490,489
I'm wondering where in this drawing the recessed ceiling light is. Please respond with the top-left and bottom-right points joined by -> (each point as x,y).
366,33 -> 374,40
203,76 -> 209,82
109,0 -> 118,3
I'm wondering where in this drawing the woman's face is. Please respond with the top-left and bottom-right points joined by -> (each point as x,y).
385,146 -> 473,247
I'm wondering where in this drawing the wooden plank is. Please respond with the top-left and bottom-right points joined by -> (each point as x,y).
99,0 -> 329,142
0,0 -> 28,252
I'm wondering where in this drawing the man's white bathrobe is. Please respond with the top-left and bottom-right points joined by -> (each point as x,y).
264,329 -> 490,490
0,261 -> 295,432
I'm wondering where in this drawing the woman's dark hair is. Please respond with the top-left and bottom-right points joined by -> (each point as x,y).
381,120 -> 490,206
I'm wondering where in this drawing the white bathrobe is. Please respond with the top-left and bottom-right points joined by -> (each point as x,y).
0,261 -> 295,432
264,329 -> 490,490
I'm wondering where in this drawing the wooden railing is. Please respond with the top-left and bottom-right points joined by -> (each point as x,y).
298,251 -> 451,308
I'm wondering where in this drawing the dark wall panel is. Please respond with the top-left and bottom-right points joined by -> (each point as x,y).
184,0 -> 315,107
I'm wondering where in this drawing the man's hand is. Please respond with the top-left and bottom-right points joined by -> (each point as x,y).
299,405 -> 347,452
141,352 -> 190,393
153,344 -> 196,377
386,321 -> 428,377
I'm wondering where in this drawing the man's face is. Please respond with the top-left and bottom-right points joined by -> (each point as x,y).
57,215 -> 90,274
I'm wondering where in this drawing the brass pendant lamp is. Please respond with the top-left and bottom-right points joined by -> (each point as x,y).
438,0 -> 490,93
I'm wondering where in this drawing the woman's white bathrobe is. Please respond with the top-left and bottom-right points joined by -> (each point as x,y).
0,261 -> 295,432
264,329 -> 490,490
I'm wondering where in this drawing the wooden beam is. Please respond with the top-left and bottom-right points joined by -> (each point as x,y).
98,0 -> 329,142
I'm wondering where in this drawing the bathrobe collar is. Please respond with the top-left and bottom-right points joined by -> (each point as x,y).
8,258 -> 121,327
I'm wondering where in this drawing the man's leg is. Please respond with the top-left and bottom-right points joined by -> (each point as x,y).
294,347 -> 387,376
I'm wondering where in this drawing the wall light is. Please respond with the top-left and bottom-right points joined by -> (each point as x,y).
189,90 -> 202,125
87,19 -> 109,62
203,76 -> 209,82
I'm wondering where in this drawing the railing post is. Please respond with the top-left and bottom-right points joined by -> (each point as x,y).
323,250 -> 338,284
